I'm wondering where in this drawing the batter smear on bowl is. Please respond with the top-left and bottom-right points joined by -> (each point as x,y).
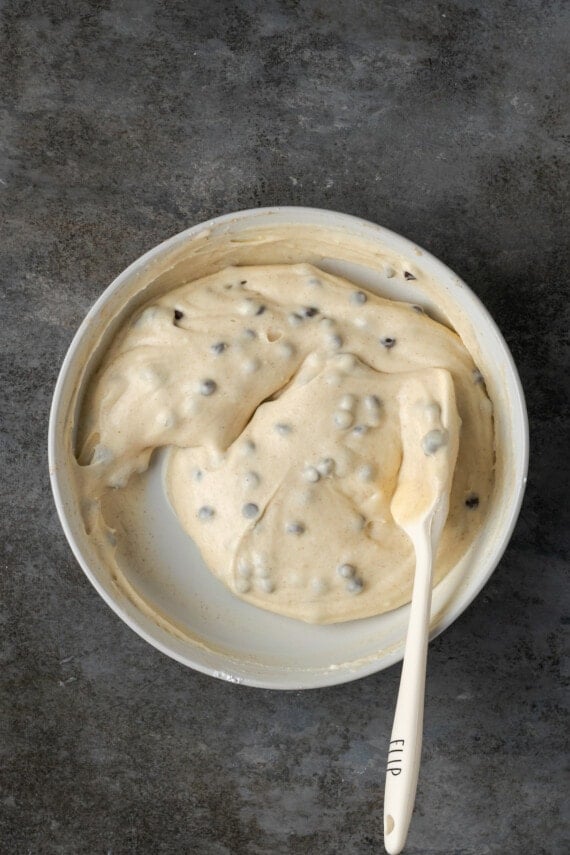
76,263 -> 494,623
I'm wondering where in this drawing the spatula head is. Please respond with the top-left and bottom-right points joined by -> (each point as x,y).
390,368 -> 461,539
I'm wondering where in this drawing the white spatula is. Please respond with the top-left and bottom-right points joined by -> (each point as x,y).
384,369 -> 460,855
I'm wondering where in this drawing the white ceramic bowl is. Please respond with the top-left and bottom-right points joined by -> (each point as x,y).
49,207 -> 528,689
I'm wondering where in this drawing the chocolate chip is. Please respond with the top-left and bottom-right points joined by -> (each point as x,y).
242,502 -> 259,519
255,304 -> 266,315
337,563 -> 356,579
199,379 -> 217,396
174,309 -> 184,321
465,494 -> 480,509
422,429 -> 448,456
334,410 -> 353,429
240,280 -> 247,285
404,271 -> 416,280
302,306 -> 319,317
365,394 -> 382,410
328,333 -> 343,349
303,466 -> 320,483
380,337 -> 397,349
350,291 -> 367,305
317,458 -> 335,476
346,578 -> 364,594
286,521 -> 306,535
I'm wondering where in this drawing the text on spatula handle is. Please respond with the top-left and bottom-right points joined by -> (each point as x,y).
387,739 -> 405,776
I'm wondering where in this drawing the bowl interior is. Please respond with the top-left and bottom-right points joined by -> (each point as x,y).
49,208 -> 528,689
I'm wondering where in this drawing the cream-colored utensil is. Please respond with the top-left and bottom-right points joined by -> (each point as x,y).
384,369 -> 460,854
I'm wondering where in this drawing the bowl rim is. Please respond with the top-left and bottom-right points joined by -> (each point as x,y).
48,206 -> 529,689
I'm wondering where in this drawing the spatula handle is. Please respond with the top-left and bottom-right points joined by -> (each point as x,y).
383,524 -> 434,855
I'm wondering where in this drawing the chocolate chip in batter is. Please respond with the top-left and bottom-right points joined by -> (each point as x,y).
352,424 -> 368,437
404,271 -> 417,280
380,336 -> 397,349
317,458 -> 335,477
278,341 -> 296,359
243,471 -> 260,489
334,410 -> 353,429
243,502 -> 260,519
311,578 -> 328,595
237,559 -> 252,578
286,521 -> 306,535
239,299 -> 263,317
242,357 -> 261,374
358,463 -> 375,481
173,309 -> 184,322
346,578 -> 364,594
350,290 -> 367,305
301,306 -> 319,317
365,394 -> 382,411
328,333 -> 343,350
199,379 -> 217,396
465,493 -> 480,509
303,466 -> 320,483
337,353 -> 356,371
422,429 -> 448,455
339,394 -> 355,411
254,561 -> 270,578
353,514 -> 367,531
255,304 -> 266,316
275,422 -> 292,436
337,563 -> 356,579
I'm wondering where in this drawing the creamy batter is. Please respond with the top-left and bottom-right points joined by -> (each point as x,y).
76,263 -> 494,624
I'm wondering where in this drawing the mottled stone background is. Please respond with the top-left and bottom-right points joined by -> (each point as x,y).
1,1 -> 568,853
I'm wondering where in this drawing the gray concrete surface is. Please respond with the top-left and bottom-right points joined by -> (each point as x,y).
1,1 -> 568,853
